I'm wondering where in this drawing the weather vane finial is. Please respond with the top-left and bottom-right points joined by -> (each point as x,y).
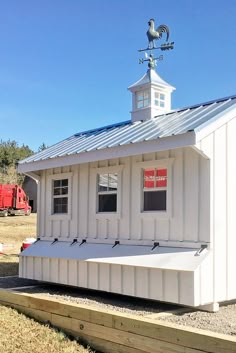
138,18 -> 174,69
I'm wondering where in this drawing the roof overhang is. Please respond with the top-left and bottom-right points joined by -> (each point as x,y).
20,240 -> 209,272
18,131 -> 196,173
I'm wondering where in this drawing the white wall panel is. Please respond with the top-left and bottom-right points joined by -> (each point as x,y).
45,169 -> 53,237
198,157 -> 210,242
149,268 -> 163,300
22,256 -> 207,306
122,266 -> 135,296
59,259 -> 68,285
226,118 -> 236,298
39,171 -> 46,238
42,258 -> 50,282
107,219 -> 118,239
34,257 -> 42,280
52,220 -> 61,238
88,262 -> 98,289
156,220 -> 169,241
119,157 -> 131,240
78,163 -> 89,236
70,165 -> 79,238
130,156 -> 142,240
183,149 -> 199,242
38,147 -> 210,246
142,219 -> 155,240
50,258 -> 59,283
88,166 -> 97,238
163,270 -> 179,303
98,263 -> 110,292
97,220 -> 108,239
199,252 -> 214,305
135,267 -> 149,298
110,265 -> 122,293
179,272 -> 195,306
61,219 -> 70,239
77,261 -> 88,288
68,260 -> 77,286
213,126 -> 227,302
169,149 -> 184,241
26,257 -> 34,278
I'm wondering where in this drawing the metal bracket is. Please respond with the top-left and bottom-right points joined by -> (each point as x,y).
195,244 -> 208,256
51,238 -> 58,245
79,239 -> 86,246
112,240 -> 120,248
70,239 -> 78,246
151,242 -> 159,251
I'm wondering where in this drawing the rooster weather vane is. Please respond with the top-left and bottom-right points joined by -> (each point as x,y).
139,19 -> 174,69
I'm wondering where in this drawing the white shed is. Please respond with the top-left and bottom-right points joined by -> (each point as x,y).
18,63 -> 236,312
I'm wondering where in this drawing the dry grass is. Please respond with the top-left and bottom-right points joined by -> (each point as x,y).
0,214 -> 37,276
0,305 -> 94,353
0,215 -> 95,353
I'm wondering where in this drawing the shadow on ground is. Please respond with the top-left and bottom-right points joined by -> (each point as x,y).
0,260 -> 18,277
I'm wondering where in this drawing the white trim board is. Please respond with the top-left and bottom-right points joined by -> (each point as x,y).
18,132 -> 196,173
20,240 -> 210,272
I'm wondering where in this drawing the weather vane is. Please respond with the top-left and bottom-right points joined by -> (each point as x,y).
139,19 -> 174,68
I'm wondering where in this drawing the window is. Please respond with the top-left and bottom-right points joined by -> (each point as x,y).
136,90 -> 149,109
154,92 -> 165,108
97,173 -> 118,212
143,168 -> 167,211
52,179 -> 68,214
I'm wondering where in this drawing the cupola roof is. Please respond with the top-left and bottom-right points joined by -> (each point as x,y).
128,68 -> 175,92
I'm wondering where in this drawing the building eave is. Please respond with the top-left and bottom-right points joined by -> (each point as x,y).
18,131 -> 196,173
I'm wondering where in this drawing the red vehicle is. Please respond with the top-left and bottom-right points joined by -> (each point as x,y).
0,184 -> 31,216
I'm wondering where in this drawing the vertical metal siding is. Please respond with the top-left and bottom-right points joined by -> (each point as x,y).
24,256 -> 201,306
38,147 -> 210,244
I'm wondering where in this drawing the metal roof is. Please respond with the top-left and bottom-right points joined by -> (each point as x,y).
19,94 -> 236,165
128,68 -> 175,91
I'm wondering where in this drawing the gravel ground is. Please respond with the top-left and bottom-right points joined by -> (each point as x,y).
17,284 -> 179,317
1,277 -> 236,336
159,303 -> 236,336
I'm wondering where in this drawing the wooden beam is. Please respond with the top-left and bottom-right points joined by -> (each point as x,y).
0,290 -> 235,353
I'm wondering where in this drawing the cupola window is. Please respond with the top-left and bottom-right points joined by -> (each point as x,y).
154,92 -> 165,108
136,90 -> 149,109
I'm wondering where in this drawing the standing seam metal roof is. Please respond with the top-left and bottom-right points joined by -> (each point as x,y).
19,95 -> 236,164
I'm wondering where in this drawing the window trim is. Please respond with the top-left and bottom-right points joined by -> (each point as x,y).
136,90 -> 150,109
136,158 -> 174,219
154,91 -> 166,109
97,173 -> 118,213
143,168 -> 167,211
48,172 -> 72,220
52,178 -> 69,214
92,165 -> 123,219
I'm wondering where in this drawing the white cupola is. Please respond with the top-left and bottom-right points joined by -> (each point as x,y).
128,62 -> 175,122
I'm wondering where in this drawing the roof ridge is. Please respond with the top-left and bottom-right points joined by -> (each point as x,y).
74,119 -> 131,137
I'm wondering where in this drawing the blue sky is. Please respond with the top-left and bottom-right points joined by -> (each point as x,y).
0,0 -> 235,151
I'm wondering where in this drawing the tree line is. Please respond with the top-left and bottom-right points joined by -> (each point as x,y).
0,140 -> 47,185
